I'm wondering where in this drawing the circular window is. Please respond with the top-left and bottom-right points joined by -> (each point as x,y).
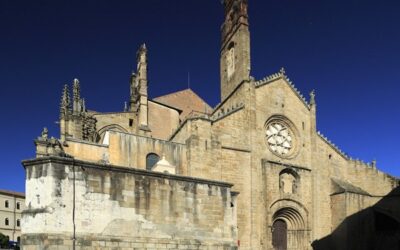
265,117 -> 299,158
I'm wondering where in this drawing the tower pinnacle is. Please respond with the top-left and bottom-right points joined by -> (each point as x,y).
60,84 -> 71,117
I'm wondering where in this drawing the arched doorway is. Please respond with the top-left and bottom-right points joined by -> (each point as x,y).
271,206 -> 308,249
272,219 -> 287,250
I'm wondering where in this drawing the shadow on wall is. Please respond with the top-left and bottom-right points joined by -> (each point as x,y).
312,186 -> 400,250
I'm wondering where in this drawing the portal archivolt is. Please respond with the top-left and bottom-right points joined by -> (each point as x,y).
271,207 -> 308,250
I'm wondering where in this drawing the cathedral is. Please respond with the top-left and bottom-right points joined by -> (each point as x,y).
22,1 -> 399,250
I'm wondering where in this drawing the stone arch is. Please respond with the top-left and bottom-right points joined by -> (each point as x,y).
146,153 -> 160,171
273,207 -> 305,230
270,200 -> 310,250
96,124 -> 129,143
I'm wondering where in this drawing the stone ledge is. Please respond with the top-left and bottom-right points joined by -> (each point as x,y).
262,159 -> 312,172
21,156 -> 234,188
21,233 -> 238,250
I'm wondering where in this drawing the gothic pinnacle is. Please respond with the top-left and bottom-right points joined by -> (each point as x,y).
73,78 -> 80,101
60,84 -> 71,115
310,90 -> 316,106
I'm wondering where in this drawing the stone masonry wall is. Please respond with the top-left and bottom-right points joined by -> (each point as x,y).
63,131 -> 187,174
21,157 -> 237,250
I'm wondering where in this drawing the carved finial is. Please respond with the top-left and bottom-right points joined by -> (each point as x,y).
280,67 -> 286,76
41,127 -> 48,140
310,90 -> 316,106
371,159 -> 377,168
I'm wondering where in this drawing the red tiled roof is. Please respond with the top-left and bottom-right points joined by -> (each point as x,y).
153,88 -> 212,120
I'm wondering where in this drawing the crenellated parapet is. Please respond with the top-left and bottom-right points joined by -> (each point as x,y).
317,130 -> 380,170
317,130 -> 350,160
211,102 -> 245,122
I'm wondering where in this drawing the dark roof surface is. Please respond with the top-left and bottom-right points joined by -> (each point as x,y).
0,189 -> 25,198
331,178 -> 370,196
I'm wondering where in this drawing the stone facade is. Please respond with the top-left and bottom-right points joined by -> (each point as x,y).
22,0 -> 399,250
22,157 -> 237,250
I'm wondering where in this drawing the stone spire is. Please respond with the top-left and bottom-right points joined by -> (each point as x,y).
72,78 -> 83,114
137,43 -> 148,98
136,43 -> 149,129
73,78 -> 80,101
60,84 -> 71,117
129,72 -> 138,111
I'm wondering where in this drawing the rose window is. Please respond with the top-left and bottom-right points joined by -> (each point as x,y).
266,123 -> 293,155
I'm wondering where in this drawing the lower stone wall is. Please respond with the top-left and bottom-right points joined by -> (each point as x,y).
22,234 -> 237,250
21,156 -> 238,250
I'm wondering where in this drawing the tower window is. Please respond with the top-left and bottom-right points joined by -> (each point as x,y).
5,200 -> 9,208
17,219 -> 20,227
16,202 -> 20,210
5,218 -> 9,226
146,153 -> 160,171
129,119 -> 133,127
226,42 -> 235,79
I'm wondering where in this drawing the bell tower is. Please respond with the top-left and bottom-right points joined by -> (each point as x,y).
220,0 -> 251,100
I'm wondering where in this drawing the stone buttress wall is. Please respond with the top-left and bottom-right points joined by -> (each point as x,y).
21,157 -> 237,250
94,112 -> 137,138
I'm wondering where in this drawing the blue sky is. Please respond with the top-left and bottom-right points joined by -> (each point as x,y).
0,0 -> 399,192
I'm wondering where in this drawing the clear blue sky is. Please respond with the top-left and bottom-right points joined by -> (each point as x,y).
1,0 -> 399,192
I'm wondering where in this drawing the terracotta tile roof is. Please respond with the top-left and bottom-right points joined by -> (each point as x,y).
0,189 -> 25,198
153,88 -> 212,120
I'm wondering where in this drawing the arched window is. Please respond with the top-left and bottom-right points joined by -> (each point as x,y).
17,237 -> 20,242
5,200 -> 9,208
16,202 -> 20,210
5,218 -> 9,226
17,219 -> 20,227
226,42 -> 235,79
146,153 -> 160,171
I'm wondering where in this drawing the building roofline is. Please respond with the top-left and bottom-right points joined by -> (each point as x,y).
0,189 -> 25,198
154,88 -> 212,111
148,99 -> 183,113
